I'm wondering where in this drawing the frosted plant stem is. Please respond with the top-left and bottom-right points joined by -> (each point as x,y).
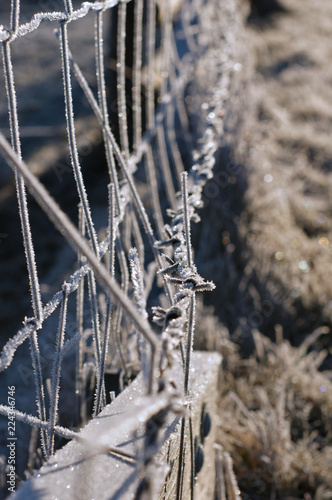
59,21 -> 98,256
157,123 -> 177,210
95,9 -> 121,214
49,283 -> 69,455
94,185 -> 116,416
133,0 -> 143,150
75,204 -> 85,422
144,144 -> 164,239
69,53 -> 172,303
117,1 -> 130,162
0,131 -> 160,384
146,0 -> 156,130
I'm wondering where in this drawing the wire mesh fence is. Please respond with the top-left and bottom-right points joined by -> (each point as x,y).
0,0 -> 243,497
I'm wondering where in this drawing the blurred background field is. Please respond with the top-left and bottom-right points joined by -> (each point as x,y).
199,0 -> 332,497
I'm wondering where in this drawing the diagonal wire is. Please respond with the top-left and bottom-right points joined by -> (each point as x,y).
0,131 -> 161,390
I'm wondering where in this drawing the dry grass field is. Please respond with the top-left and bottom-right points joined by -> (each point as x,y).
194,0 -> 332,497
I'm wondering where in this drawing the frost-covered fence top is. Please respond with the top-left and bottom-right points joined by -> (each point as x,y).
0,0 -> 245,497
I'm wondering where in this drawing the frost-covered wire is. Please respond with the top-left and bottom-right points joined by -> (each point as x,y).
0,132 -> 160,352
0,1 -> 133,42
59,21 -> 99,255
117,1 -> 130,162
146,0 -> 156,130
133,0 -> 143,150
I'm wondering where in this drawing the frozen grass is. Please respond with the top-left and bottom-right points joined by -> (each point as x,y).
219,329 -> 332,499
193,306 -> 332,499
193,0 -> 332,497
